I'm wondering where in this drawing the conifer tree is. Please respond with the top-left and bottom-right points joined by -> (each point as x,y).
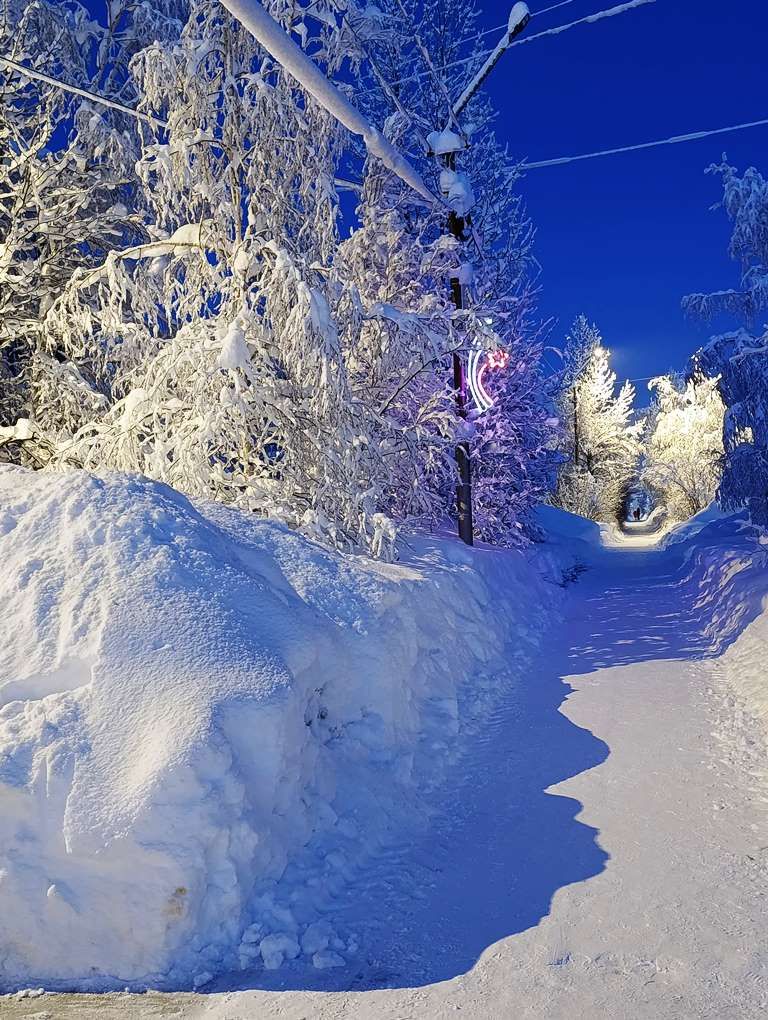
554,315 -> 640,522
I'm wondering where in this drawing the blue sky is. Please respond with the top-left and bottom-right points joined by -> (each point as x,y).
471,0 -> 768,394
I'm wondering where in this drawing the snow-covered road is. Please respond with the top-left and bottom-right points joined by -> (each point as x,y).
5,523 -> 768,1019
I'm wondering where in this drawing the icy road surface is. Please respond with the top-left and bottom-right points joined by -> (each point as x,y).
5,518 -> 768,1019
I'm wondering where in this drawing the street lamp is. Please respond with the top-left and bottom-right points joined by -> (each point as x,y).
452,3 -> 531,121
431,3 -> 530,546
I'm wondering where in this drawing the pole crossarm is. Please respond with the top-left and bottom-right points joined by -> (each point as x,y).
219,0 -> 441,207
451,2 -> 530,121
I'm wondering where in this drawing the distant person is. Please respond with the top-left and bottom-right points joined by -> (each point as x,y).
633,508 -> 641,521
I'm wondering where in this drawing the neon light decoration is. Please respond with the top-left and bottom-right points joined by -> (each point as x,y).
468,347 -> 509,413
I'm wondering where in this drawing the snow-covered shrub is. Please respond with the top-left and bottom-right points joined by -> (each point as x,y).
685,160 -> 768,525
642,373 -> 724,522
552,315 -> 640,522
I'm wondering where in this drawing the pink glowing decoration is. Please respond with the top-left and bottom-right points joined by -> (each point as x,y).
468,347 -> 509,414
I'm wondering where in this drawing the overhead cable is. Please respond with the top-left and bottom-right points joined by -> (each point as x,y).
525,116 -> 768,169
464,1 -> 582,44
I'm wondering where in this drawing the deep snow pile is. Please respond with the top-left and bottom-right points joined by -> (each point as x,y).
0,467 -> 560,991
661,508 -> 767,656
673,512 -> 768,727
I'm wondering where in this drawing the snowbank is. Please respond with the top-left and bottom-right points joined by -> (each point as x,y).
696,517 -> 768,727
0,467 -> 559,991
661,510 -> 768,724
533,504 -> 609,579
659,503 -> 728,547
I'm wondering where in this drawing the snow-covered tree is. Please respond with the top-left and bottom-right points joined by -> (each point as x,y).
643,372 -> 724,521
4,0 -> 469,556
23,1 -> 383,548
2,0 -> 557,555
553,315 -> 640,521
683,159 -> 768,327
0,0 -> 181,455
685,160 -> 768,525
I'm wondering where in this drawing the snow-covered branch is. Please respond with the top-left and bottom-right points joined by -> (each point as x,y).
218,0 -> 440,206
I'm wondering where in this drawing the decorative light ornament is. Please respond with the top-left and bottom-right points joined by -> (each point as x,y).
487,349 -> 509,370
468,347 -> 510,413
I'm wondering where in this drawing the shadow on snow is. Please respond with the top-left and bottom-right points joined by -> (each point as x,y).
217,617 -> 610,992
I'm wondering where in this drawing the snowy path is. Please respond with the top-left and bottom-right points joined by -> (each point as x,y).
199,528 -> 768,1018
6,527 -> 768,1019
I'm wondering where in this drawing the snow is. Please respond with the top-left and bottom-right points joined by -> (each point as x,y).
8,502 -> 762,1018
204,509 -> 768,1016
217,316 -> 250,373
117,388 -> 150,425
258,934 -> 299,971
120,223 -> 207,262
439,168 -> 475,215
0,418 -> 33,442
1,493 -> 768,1016
312,950 -> 345,970
426,128 -> 464,156
508,1 -> 530,32
0,467 -> 558,991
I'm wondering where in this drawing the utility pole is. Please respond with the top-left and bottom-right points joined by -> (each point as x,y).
433,2 -> 531,545
573,383 -> 581,468
445,157 -> 474,545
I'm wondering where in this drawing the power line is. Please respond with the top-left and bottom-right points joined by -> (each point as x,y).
525,115 -> 768,169
0,55 -> 168,129
0,53 -> 385,197
472,0 -> 581,42
361,0 -> 655,97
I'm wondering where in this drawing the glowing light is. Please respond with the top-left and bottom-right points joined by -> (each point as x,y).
468,347 -> 509,413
